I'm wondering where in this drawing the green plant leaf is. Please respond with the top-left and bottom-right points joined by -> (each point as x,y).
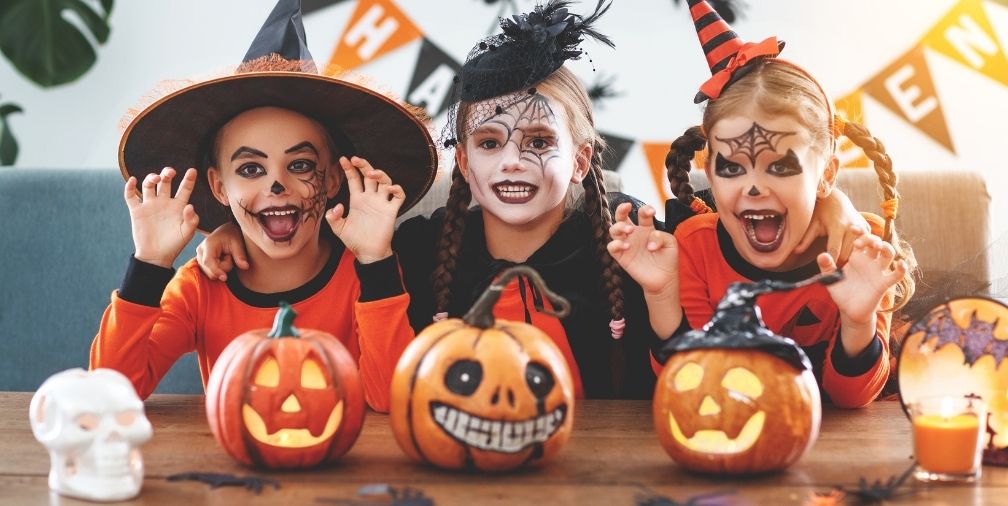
0,102 -> 23,166
0,0 -> 114,87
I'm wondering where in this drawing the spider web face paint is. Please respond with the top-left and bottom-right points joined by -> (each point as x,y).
715,122 -> 796,168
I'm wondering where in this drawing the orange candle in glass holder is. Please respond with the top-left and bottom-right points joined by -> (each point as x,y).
912,413 -> 982,474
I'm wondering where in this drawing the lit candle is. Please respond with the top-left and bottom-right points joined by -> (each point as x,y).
909,395 -> 986,482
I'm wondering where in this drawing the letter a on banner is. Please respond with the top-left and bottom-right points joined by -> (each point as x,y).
641,142 -> 672,202
863,46 -> 955,153
834,91 -> 871,169
407,38 -> 461,118
328,0 -> 421,70
923,0 -> 1008,87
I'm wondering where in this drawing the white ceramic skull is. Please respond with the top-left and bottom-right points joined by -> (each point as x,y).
29,368 -> 153,501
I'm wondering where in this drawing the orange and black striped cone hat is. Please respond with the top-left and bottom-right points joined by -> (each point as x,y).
688,0 -> 783,103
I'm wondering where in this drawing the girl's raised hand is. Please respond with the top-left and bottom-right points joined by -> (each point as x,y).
326,156 -> 404,264
818,226 -> 907,327
195,222 -> 248,282
606,203 -> 679,296
124,167 -> 199,268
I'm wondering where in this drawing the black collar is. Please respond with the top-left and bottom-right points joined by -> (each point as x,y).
226,240 -> 345,308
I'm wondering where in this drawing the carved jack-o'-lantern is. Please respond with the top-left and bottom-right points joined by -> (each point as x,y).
206,303 -> 365,469
390,266 -> 575,472
898,297 -> 1008,465
653,275 -> 830,474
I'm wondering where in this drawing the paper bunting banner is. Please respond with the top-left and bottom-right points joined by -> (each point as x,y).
923,0 -> 1008,87
863,46 -> 955,153
327,0 -> 421,71
834,91 -> 871,169
406,38 -> 461,118
599,132 -> 634,173
641,142 -> 672,202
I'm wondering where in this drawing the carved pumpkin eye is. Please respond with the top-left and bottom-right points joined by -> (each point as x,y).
445,360 -> 483,396
525,362 -> 555,398
301,358 -> 328,389
253,357 -> 280,387
673,362 -> 704,392
721,367 -> 764,399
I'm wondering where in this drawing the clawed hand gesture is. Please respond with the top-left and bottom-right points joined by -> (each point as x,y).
606,203 -> 679,296
326,156 -> 405,264
817,226 -> 908,326
124,167 -> 199,268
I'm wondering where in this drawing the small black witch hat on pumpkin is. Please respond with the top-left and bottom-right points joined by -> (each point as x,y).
119,0 -> 438,232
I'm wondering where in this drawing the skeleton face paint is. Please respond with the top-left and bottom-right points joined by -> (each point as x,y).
210,107 -> 335,261
461,90 -> 581,228
30,369 -> 152,502
707,110 -> 830,271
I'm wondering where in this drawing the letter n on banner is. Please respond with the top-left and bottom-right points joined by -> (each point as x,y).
328,0 -> 421,71
923,0 -> 1008,87
641,142 -> 672,202
863,46 -> 955,153
835,91 -> 870,169
407,39 -> 461,118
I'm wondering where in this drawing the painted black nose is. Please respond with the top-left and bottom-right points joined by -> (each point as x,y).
747,185 -> 760,196
270,181 -> 285,195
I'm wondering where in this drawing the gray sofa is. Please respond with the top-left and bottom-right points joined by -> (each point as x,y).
1,167 -> 991,394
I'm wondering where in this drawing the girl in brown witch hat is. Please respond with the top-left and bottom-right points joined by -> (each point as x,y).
90,0 -> 437,413
198,0 -> 865,400
609,0 -> 916,407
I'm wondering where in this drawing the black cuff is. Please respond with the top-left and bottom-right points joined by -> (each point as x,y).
830,335 -> 884,377
120,255 -> 175,307
354,254 -> 405,302
651,309 -> 694,365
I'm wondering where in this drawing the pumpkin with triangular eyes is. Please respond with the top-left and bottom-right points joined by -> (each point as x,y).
206,303 -> 364,469
390,266 -> 575,472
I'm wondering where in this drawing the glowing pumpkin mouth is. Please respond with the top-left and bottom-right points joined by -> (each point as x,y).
430,401 -> 566,453
241,401 -> 343,448
667,411 -> 766,454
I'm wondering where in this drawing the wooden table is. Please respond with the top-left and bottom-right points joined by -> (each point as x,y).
1,393 -> 1005,505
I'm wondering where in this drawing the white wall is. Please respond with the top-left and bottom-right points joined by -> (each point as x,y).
3,0 -> 1006,242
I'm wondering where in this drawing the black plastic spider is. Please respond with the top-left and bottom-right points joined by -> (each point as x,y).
635,489 -> 737,506
166,471 -> 280,495
315,484 -> 435,506
587,72 -> 621,108
835,462 -> 917,504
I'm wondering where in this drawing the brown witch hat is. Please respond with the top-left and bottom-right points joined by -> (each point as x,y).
119,0 -> 437,232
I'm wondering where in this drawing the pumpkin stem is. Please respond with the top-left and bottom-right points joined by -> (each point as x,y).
462,266 -> 571,328
268,302 -> 300,338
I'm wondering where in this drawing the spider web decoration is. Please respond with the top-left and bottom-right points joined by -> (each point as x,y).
912,304 -> 1007,367
714,123 -> 796,167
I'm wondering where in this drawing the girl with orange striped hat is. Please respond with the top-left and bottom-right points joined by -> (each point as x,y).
608,0 -> 916,407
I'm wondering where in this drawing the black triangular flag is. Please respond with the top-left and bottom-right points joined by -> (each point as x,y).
302,0 -> 353,15
406,38 -> 462,118
599,132 -> 633,173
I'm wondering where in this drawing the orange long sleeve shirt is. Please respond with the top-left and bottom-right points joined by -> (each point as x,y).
90,246 -> 412,412
671,213 -> 893,408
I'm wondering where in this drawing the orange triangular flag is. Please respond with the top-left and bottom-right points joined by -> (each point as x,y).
834,91 -> 870,169
641,142 -> 672,203
863,46 -> 955,153
327,0 -> 421,70
923,0 -> 1008,87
